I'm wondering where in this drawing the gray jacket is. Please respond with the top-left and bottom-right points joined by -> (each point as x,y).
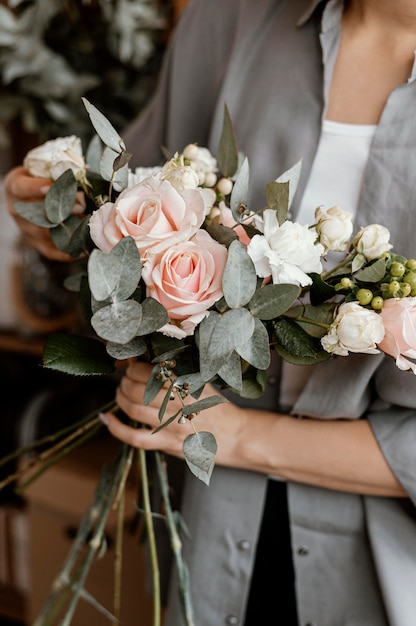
124,0 -> 416,624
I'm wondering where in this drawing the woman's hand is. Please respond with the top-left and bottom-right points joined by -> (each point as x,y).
101,360 -> 251,467
4,166 -> 75,262
101,360 -> 406,496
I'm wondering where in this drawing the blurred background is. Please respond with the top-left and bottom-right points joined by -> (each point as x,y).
0,1 -> 188,624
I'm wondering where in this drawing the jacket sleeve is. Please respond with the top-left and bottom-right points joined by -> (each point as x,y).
368,358 -> 416,505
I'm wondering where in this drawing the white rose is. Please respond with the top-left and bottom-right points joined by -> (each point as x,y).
188,146 -> 218,174
315,205 -> 353,252
321,301 -> 385,356
127,166 -> 162,187
161,161 -> 200,190
24,135 -> 86,182
353,224 -> 393,260
247,209 -> 324,287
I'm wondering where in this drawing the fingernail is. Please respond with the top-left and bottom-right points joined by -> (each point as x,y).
40,185 -> 51,195
99,412 -> 110,426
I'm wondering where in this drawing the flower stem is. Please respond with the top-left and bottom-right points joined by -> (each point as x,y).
138,443 -> 162,626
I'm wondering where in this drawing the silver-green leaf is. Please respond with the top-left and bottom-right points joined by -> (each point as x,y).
222,239 -> 257,308
82,97 -> 125,154
91,300 -> 142,344
183,432 -> 217,485
235,317 -> 270,370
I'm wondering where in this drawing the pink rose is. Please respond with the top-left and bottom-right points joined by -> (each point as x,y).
89,175 -> 206,257
142,230 -> 227,338
377,297 -> 416,373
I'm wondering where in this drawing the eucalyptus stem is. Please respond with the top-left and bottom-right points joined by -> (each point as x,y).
295,316 -> 330,329
154,452 -> 195,626
138,445 -> 162,626
58,444 -> 130,626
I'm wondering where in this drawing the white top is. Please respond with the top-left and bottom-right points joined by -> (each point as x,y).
279,119 -> 377,408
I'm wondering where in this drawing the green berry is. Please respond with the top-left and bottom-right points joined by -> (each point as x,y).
388,280 -> 401,294
371,296 -> 384,310
406,259 -> 416,271
390,262 -> 406,278
356,288 -> 373,305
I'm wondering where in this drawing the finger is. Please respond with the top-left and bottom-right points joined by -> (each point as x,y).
99,412 -> 160,449
4,166 -> 51,202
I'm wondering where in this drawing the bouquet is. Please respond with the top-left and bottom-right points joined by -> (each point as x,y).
4,99 -> 416,625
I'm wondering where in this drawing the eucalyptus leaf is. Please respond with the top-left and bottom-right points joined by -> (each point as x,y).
14,201 -> 55,228
217,104 -> 239,178
50,215 -> 85,254
286,302 -> 336,338
309,272 -> 337,305
82,97 -> 126,154
100,146 -> 129,189
106,337 -> 147,359
230,156 -> 249,221
235,317 -> 270,370
85,134 -> 104,174
45,169 -> 77,224
275,159 -> 302,211
355,257 -> 387,283
248,283 -> 301,319
183,432 -> 217,485
144,366 -> 165,404
273,318 -> 330,365
111,236 -> 142,300
204,222 -> 238,247
208,308 -> 255,361
218,351 -> 243,390
181,395 -> 228,416
222,239 -> 257,308
265,180 -> 290,225
199,312 -> 233,380
63,271 -> 85,292
174,372 -> 206,395
91,300 -> 142,344
136,297 -> 169,335
158,382 -> 175,422
64,215 -> 93,258
88,248 -> 122,301
42,333 -> 115,375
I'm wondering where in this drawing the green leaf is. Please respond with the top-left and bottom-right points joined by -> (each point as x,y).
111,236 -> 142,300
230,157 -> 249,221
136,298 -> 169,335
106,337 -> 147,359
199,312 -> 233,380
183,432 -> 217,485
235,317 -> 270,370
91,300 -> 142,344
204,222 -> 238,247
181,395 -> 228,416
248,283 -> 301,319
144,366 -> 165,405
50,215 -> 84,253
88,248 -> 122,301
352,253 -> 366,272
13,201 -> 55,228
82,97 -> 125,154
218,351 -> 243,390
100,146 -> 129,188
42,333 -> 115,375
286,302 -> 336,338
309,272 -> 337,305
272,318 -> 330,365
65,215 -> 93,258
275,160 -> 302,211
208,308 -> 255,363
265,180 -> 290,225
45,169 -> 77,224
174,372 -> 206,396
222,239 -> 257,308
355,257 -> 387,283
217,104 -> 239,178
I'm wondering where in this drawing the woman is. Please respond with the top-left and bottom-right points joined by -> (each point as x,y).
5,0 -> 416,624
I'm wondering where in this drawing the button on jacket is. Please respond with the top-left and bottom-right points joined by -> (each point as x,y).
124,0 -> 416,624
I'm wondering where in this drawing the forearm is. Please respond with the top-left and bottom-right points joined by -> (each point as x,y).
231,410 -> 406,497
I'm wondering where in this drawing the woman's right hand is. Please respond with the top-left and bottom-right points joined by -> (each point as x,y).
4,165 -> 74,262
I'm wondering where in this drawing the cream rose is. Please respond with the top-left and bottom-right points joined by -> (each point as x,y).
315,205 -> 353,252
321,301 -> 385,356
23,135 -> 86,182
142,229 -> 227,339
89,175 -> 207,257
377,297 -> 416,373
353,224 -> 393,260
